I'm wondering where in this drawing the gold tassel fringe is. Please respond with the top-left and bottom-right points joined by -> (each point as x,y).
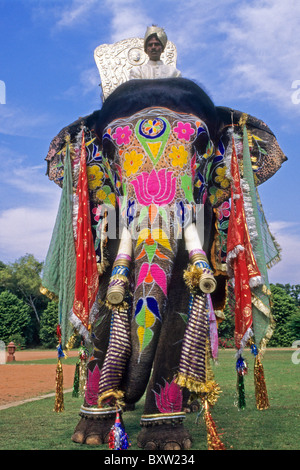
105,299 -> 130,312
98,389 -> 125,408
203,400 -> 226,450
254,356 -> 270,410
40,286 -> 58,301
79,358 -> 87,397
183,264 -> 203,292
175,373 -> 221,407
54,359 -> 64,412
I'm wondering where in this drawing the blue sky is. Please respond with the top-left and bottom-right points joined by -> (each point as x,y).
0,0 -> 299,285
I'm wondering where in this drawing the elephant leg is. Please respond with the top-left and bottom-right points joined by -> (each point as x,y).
71,245 -> 118,446
71,304 -> 114,445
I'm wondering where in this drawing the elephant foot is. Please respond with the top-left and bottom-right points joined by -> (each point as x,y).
71,416 -> 114,445
71,406 -> 121,446
137,424 -> 192,451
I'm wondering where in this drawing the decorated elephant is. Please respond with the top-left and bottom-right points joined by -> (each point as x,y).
43,77 -> 286,450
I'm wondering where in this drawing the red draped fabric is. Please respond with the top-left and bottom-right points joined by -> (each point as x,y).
72,130 -> 99,332
227,137 -> 261,349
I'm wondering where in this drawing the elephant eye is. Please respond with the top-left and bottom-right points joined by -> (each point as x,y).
193,131 -> 210,156
103,138 -> 115,159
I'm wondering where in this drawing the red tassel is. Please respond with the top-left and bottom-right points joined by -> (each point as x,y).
56,324 -> 62,341
204,401 -> 225,450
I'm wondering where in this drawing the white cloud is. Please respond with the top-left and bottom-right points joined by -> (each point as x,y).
61,67 -> 100,100
80,68 -> 101,94
103,0 -> 151,42
0,154 -> 61,263
0,151 -> 59,199
216,0 -> 300,111
51,0 -> 149,35
0,199 -> 60,264
9,168 -> 54,196
0,105 -> 50,137
55,0 -> 98,28
268,221 -> 300,285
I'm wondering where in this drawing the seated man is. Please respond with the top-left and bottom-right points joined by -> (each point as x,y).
129,25 -> 181,80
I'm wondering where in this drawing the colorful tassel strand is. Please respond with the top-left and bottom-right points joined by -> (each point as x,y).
254,356 -> 270,410
203,400 -> 225,450
79,359 -> 88,397
54,325 -> 65,412
250,340 -> 269,410
108,412 -> 130,450
236,374 -> 246,410
236,355 -> 248,410
72,361 -> 80,398
54,359 -> 64,412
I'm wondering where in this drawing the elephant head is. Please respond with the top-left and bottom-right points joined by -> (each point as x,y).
44,77 -> 286,449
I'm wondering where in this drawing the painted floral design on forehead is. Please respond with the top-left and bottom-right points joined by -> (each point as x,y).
140,118 -> 165,137
174,121 -> 196,141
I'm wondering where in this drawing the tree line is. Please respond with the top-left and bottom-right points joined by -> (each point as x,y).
0,254 -> 299,349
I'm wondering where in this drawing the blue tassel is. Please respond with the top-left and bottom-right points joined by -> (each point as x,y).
236,355 -> 248,375
250,343 -> 258,357
57,343 -> 65,359
108,412 -> 130,450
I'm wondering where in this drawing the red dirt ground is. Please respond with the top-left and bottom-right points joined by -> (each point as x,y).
0,348 -> 295,409
0,350 -> 78,407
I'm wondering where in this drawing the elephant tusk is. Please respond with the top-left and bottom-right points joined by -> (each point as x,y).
184,223 -> 217,294
106,227 -> 132,305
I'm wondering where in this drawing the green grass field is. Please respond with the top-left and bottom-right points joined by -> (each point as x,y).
0,349 -> 299,451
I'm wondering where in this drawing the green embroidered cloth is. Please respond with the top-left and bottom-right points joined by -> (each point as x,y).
42,143 -> 77,348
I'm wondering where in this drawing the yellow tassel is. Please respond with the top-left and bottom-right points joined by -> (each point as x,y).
183,264 -> 203,291
175,373 -> 221,407
203,400 -> 226,450
54,359 -> 64,412
254,356 -> 270,410
79,358 -> 87,397
98,389 -> 125,408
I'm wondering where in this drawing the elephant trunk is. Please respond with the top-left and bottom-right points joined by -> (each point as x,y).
122,211 -> 179,404
99,217 -> 216,407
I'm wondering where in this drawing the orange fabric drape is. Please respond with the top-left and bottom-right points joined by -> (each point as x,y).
72,130 -> 99,332
227,137 -> 261,349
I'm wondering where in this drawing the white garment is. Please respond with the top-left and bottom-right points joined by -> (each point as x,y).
129,60 -> 181,80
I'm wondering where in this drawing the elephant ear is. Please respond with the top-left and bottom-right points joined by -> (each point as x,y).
206,106 -> 287,208
205,107 -> 285,302
45,111 -> 117,274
